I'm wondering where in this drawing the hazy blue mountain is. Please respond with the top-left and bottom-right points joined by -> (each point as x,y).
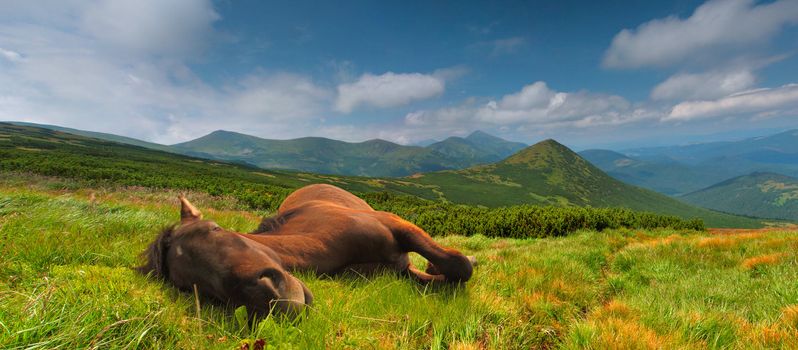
578,149 -> 727,195
623,129 -> 798,165
582,129 -> 798,196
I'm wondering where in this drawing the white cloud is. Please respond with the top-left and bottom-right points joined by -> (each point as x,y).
651,69 -> 757,101
334,72 -> 445,113
666,84 -> 798,121
603,0 -> 798,68
80,0 -> 220,57
406,81 -> 651,131
0,48 -> 22,62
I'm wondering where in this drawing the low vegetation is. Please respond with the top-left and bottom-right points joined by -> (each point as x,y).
1,180 -> 796,349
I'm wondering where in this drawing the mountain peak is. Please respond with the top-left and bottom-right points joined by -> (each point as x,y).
466,130 -> 500,141
500,138 -> 585,168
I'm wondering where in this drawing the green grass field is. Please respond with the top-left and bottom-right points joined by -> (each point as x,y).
2,178 -> 797,349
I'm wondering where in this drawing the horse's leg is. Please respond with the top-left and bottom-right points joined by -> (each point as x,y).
381,214 -> 473,283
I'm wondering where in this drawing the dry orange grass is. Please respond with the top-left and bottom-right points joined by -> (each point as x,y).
628,234 -> 684,250
781,304 -> 798,329
584,301 -> 677,349
448,342 -> 483,350
697,232 -> 764,248
741,253 -> 786,270
735,311 -> 798,348
596,318 -> 675,350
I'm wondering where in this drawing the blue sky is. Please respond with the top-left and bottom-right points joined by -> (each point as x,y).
1,0 -> 797,149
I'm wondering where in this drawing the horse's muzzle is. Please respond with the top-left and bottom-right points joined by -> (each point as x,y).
265,274 -> 313,317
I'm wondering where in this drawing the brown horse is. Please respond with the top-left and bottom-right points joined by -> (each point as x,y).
139,184 -> 474,316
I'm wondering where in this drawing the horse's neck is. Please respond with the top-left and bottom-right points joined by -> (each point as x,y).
244,233 -> 330,271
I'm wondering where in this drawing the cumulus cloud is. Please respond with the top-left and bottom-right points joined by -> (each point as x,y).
666,84 -> 798,121
651,69 -> 757,101
335,72 -> 445,113
603,0 -> 798,68
406,81 -> 653,131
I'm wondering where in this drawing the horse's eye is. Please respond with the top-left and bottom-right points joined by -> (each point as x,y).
212,226 -> 222,231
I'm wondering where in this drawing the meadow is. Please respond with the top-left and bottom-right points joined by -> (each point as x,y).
2,176 -> 797,349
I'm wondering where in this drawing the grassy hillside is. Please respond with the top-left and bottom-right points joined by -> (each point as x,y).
2,181 -> 797,348
681,172 -> 798,221
0,123 -> 760,228
405,140 -> 761,228
6,121 -> 174,153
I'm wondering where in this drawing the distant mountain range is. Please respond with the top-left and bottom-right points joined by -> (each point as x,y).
172,129 -> 527,177
0,122 -> 759,227
8,121 -> 526,177
680,172 -> 798,221
580,129 -> 798,196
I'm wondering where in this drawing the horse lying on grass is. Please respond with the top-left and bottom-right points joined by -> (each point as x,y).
138,184 -> 475,316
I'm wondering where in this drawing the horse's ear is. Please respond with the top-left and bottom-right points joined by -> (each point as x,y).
179,195 -> 202,222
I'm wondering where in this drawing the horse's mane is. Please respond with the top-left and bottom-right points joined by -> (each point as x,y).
251,209 -> 300,234
137,225 -> 175,279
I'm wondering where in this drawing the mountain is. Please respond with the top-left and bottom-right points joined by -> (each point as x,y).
173,129 -> 526,177
172,130 -> 459,177
624,129 -> 798,165
427,131 -> 527,166
578,149 -> 725,195
582,129 -> 798,196
401,139 -> 759,227
413,138 -> 440,147
6,121 -> 173,153
680,172 -> 798,221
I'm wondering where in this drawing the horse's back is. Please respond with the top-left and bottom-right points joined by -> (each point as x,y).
279,184 -> 373,213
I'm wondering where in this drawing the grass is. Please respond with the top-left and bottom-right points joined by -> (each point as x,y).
2,179 -> 797,349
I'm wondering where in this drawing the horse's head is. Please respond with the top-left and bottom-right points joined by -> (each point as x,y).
138,196 -> 312,316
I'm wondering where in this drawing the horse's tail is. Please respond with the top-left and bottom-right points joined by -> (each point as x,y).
382,213 -> 473,283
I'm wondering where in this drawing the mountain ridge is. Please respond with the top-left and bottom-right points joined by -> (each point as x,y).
680,172 -> 798,221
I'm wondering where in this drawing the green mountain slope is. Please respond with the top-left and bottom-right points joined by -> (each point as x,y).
681,172 -> 798,221
6,121 -> 174,153
403,140 -> 759,227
